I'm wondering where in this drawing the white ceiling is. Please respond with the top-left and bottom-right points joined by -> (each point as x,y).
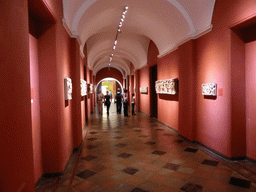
62,0 -> 216,77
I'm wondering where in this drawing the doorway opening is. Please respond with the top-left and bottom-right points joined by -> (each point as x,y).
150,65 -> 158,118
96,78 -> 123,103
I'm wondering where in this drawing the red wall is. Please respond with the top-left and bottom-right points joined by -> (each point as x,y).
0,1 -> 35,191
178,40 -> 196,140
230,30 -> 246,157
138,66 -> 151,116
246,40 -> 256,160
71,39 -> 83,149
157,51 -> 179,130
95,67 -> 123,86
148,41 -> 159,67
35,0 -> 83,175
195,0 -> 256,158
136,0 -> 256,160
29,34 -> 43,183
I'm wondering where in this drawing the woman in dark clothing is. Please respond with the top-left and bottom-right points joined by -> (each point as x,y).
104,91 -> 111,115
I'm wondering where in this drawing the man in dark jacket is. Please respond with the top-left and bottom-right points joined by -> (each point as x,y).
115,88 -> 122,114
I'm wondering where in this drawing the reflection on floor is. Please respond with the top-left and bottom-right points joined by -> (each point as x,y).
36,104 -> 256,192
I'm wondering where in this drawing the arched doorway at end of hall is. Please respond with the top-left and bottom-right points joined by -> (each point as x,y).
95,78 -> 124,103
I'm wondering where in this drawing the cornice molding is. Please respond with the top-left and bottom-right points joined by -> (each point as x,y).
158,24 -> 213,58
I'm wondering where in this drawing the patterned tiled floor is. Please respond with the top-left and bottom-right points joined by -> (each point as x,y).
36,104 -> 256,192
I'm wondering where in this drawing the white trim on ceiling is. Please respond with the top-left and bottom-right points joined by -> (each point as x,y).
157,24 -> 213,58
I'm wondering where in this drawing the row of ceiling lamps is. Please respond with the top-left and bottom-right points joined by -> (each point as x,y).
109,6 -> 128,66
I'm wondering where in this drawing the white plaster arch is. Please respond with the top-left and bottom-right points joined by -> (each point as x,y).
95,77 -> 124,95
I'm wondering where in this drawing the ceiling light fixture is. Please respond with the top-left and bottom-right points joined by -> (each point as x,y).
108,6 -> 128,68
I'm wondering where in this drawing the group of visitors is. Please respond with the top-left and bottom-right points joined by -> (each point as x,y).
97,88 -> 136,116
97,89 -> 112,115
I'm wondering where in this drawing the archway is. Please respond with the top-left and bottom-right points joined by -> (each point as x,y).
95,77 -> 124,103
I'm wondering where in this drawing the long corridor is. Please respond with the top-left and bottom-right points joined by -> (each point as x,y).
37,104 -> 256,192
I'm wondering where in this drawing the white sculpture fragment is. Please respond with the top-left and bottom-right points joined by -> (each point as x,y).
64,77 -> 72,100
140,87 -> 148,94
202,83 -> 217,96
81,79 -> 87,96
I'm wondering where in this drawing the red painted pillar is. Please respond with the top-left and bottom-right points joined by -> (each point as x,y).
178,40 -> 196,141
71,38 -> 82,149
0,1 -> 35,191
90,70 -> 94,113
135,70 -> 140,111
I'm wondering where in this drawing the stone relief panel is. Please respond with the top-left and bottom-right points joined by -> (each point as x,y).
155,79 -> 178,95
89,84 -> 94,94
202,83 -> 217,96
81,79 -> 87,96
140,87 -> 148,94
64,77 -> 72,100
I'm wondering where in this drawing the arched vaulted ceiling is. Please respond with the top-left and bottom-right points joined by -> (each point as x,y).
62,0 -> 216,78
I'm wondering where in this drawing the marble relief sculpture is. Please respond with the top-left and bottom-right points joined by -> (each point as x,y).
202,83 -> 217,96
64,77 -> 72,100
155,79 -> 178,94
140,87 -> 148,94
80,79 -> 87,96
90,84 -> 94,94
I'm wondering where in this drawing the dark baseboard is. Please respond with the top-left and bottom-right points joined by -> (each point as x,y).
144,111 -> 251,162
193,141 -> 246,161
73,147 -> 79,153
246,156 -> 256,163
42,172 -> 63,178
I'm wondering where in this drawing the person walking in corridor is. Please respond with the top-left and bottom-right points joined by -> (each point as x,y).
115,88 -> 122,114
104,90 -> 111,115
123,89 -> 129,117
131,93 -> 136,115
97,89 -> 104,114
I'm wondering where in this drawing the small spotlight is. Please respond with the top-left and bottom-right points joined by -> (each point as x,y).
125,6 -> 128,10
113,45 -> 116,50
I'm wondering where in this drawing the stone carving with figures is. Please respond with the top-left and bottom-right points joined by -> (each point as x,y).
155,79 -> 178,94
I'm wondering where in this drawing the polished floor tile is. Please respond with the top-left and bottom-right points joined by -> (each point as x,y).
202,159 -> 219,167
76,170 -> 96,180
229,177 -> 251,188
36,104 -> 256,192
123,167 -> 139,175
